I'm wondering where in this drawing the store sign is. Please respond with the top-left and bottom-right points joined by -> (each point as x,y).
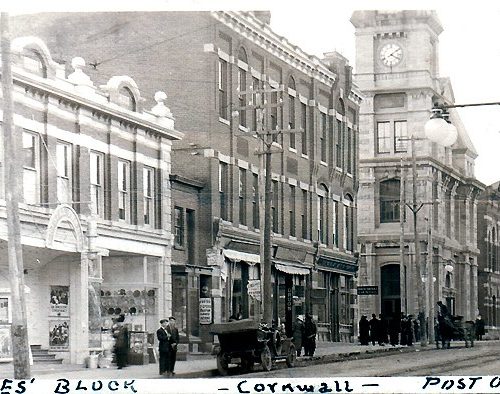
247,280 -> 261,301
199,298 -> 212,325
357,286 -> 379,295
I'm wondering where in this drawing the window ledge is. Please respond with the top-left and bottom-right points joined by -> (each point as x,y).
218,117 -> 230,126
238,224 -> 249,230
301,154 -> 309,159
303,239 -> 312,244
174,244 -> 186,251
289,236 -> 297,241
346,173 -> 353,178
238,125 -> 249,132
289,147 -> 297,153
320,161 -> 328,167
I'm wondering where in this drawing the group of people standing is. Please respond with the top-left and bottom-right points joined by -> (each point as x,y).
292,313 -> 317,357
359,313 -> 420,347
156,317 -> 180,377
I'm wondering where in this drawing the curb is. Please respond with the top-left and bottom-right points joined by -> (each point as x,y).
171,344 -> 435,378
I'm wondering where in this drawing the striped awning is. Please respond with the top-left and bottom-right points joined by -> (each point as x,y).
274,261 -> 310,276
223,249 -> 260,265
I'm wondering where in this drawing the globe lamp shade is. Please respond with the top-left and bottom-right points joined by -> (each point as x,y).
424,117 -> 458,147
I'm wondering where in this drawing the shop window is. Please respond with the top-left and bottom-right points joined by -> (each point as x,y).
56,141 -> 72,204
90,151 -> 105,217
380,179 -> 400,223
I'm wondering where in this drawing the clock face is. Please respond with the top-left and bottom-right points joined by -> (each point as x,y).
380,43 -> 403,67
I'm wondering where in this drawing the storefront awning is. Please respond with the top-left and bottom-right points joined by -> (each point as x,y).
223,249 -> 260,265
274,261 -> 310,276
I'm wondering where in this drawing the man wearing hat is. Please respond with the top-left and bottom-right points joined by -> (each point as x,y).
166,316 -> 179,376
292,315 -> 304,356
156,319 -> 170,375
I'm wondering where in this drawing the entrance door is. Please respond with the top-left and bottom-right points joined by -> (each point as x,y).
380,265 -> 401,318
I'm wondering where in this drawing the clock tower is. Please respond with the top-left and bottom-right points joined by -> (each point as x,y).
351,10 -> 481,335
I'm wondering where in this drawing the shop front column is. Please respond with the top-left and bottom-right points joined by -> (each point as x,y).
70,253 -> 90,364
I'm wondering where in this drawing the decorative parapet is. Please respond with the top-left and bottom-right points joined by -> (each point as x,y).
7,36 -> 182,141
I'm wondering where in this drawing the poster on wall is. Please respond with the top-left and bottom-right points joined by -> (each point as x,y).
199,298 -> 212,325
49,320 -> 69,351
0,325 -> 12,360
50,285 -> 69,317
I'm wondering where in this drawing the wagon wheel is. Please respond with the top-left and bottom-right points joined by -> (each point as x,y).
260,345 -> 272,371
286,343 -> 297,368
241,356 -> 254,372
216,353 -> 229,376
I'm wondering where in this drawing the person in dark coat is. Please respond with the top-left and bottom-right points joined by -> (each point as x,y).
475,315 -> 485,340
401,315 -> 413,346
303,313 -> 317,356
112,314 -> 129,369
359,315 -> 370,345
388,315 -> 400,346
378,314 -> 388,345
156,319 -> 170,375
165,316 -> 180,376
369,314 -> 379,346
413,316 -> 420,342
292,315 -> 305,356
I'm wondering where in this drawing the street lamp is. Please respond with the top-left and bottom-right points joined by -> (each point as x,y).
424,107 -> 458,147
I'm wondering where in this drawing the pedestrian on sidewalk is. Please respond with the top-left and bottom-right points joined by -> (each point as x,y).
388,315 -> 400,346
359,315 -> 370,345
112,314 -> 129,369
401,315 -> 413,346
413,316 -> 420,342
303,313 -> 317,356
165,316 -> 180,377
369,314 -> 379,346
156,319 -> 170,375
475,315 -> 485,340
292,315 -> 304,356
378,314 -> 388,345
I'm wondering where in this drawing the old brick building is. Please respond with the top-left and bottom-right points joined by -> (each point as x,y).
352,11 -> 484,333
477,181 -> 500,338
0,36 -> 181,363
14,11 -> 361,348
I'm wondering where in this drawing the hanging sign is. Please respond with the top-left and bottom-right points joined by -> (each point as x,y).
357,285 -> 379,295
247,280 -> 261,301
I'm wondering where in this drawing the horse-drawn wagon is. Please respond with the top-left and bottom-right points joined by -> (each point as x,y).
210,319 -> 296,375
434,315 -> 475,349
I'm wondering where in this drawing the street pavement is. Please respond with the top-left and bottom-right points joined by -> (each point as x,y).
0,340 -> 433,379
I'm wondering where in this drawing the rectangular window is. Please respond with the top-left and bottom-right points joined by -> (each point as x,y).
239,168 -> 247,225
219,162 -> 229,221
301,189 -> 308,240
118,160 -> 130,221
271,91 -> 278,142
320,112 -> 327,163
90,151 -> 104,217
143,166 -> 155,226
218,59 -> 228,120
333,200 -> 338,247
317,195 -> 323,243
347,127 -> 352,174
252,77 -> 260,132
252,173 -> 259,229
174,207 -> 184,247
336,119 -> 342,168
22,131 -> 39,204
56,142 -> 72,204
187,209 -> 195,262
301,103 -> 307,155
394,120 -> 408,152
377,121 -> 391,153
272,180 -> 279,233
238,68 -> 247,127
289,95 -> 296,149
289,185 -> 296,237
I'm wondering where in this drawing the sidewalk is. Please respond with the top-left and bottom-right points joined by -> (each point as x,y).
0,341 -> 428,380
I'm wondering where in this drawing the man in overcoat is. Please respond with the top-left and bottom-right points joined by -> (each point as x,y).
166,316 -> 180,376
156,319 -> 170,375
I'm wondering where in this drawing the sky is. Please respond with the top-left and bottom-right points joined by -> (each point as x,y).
7,0 -> 500,185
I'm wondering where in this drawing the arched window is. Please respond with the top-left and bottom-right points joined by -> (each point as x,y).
380,179 -> 400,223
118,87 -> 137,111
237,48 -> 248,128
22,49 -> 47,78
288,76 -> 296,149
344,194 -> 354,252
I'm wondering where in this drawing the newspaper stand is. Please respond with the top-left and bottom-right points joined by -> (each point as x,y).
210,319 -> 296,375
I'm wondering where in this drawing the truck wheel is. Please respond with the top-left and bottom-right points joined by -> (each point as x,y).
260,345 -> 272,371
286,344 -> 297,368
217,353 -> 229,376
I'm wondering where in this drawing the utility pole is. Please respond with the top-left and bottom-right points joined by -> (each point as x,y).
1,12 -> 32,378
399,158 -> 406,314
238,83 -> 300,326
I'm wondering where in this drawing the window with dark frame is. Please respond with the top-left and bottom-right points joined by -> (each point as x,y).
288,77 -> 296,149
218,59 -> 228,120
239,168 -> 247,225
56,142 -> 72,204
320,112 -> 327,163
22,131 -> 39,205
377,121 -> 391,154
143,166 -> 155,226
301,188 -> 308,240
252,173 -> 259,229
272,180 -> 279,233
380,179 -> 400,223
301,103 -> 307,155
289,184 -> 296,237
174,206 -> 184,247
336,119 -> 342,168
394,120 -> 408,152
118,160 -> 131,221
219,162 -> 229,221
90,151 -> 104,217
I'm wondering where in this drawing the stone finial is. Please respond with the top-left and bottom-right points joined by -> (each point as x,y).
68,56 -> 94,87
151,91 -> 172,118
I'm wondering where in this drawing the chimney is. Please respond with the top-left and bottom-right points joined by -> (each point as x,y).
253,11 -> 271,25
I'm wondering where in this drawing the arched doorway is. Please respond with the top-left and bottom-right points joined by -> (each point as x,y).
381,264 -> 401,318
